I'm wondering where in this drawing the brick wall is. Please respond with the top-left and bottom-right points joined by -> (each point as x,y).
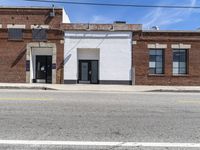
0,8 -> 64,83
0,30 -> 64,83
133,31 -> 200,85
0,8 -> 62,29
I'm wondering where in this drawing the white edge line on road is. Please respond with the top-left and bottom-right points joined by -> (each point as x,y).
0,140 -> 200,148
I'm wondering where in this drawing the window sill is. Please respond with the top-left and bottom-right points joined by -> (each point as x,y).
8,39 -> 23,42
148,74 -> 165,77
32,39 -> 47,42
172,74 -> 189,77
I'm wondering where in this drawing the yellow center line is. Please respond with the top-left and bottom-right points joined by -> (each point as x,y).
0,98 -> 50,101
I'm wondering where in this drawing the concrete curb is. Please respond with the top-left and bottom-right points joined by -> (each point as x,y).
148,89 -> 200,93
0,86 -> 55,90
0,84 -> 200,93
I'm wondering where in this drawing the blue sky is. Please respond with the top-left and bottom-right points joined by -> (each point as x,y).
0,0 -> 200,30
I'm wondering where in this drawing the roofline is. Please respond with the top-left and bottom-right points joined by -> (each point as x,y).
143,30 -> 200,33
0,6 -> 63,10
61,23 -> 142,31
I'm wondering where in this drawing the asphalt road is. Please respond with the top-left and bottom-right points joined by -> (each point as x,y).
0,90 -> 200,150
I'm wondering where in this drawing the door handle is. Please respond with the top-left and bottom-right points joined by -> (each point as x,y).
89,71 -> 92,74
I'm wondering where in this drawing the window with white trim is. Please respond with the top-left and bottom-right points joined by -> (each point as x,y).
149,49 -> 164,74
173,49 -> 187,75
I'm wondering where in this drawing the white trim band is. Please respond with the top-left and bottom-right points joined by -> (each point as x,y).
148,43 -> 167,49
132,41 -> 137,45
31,25 -> 49,29
65,31 -> 132,38
7,24 -> 26,29
171,43 -> 191,49
0,140 -> 200,148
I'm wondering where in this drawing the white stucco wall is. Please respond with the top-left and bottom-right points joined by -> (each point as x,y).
77,48 -> 99,60
64,31 -> 132,82
62,8 -> 70,23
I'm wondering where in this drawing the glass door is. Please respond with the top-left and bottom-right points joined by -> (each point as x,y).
79,60 -> 98,84
36,56 -> 52,83
91,60 -> 98,84
79,60 -> 90,83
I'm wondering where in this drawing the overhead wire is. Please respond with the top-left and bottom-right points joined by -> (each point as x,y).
24,0 -> 200,9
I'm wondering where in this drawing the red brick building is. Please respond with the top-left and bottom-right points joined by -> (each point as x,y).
1,6 -> 200,86
133,30 -> 200,85
0,7 -> 68,84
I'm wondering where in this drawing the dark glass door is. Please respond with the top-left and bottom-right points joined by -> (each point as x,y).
81,62 -> 89,81
91,60 -> 98,84
79,60 -> 98,84
36,56 -> 52,83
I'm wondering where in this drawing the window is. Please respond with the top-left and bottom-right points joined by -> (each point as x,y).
32,29 -> 47,41
173,49 -> 187,75
8,28 -> 23,40
149,49 -> 164,74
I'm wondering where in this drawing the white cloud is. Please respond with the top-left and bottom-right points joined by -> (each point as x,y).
141,0 -> 196,29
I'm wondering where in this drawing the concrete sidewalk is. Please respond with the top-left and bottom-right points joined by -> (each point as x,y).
0,83 -> 200,92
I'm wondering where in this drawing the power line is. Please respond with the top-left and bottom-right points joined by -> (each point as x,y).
24,0 -> 200,9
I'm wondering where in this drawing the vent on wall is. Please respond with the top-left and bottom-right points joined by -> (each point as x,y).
50,4 -> 55,17
50,12 -> 55,17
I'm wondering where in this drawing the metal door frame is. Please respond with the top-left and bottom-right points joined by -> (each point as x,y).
35,55 -> 52,83
78,60 -> 99,84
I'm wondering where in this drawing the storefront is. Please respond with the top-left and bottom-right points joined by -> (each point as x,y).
0,7 -> 70,84
62,23 -> 142,84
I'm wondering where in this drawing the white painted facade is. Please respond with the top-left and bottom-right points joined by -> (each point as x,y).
64,31 -> 132,84
62,8 -> 70,23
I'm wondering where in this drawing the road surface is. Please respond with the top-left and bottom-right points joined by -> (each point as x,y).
0,90 -> 200,149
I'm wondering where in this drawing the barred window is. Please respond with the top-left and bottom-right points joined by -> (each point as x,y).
8,28 -> 23,40
149,49 -> 164,74
173,49 -> 187,75
32,29 -> 47,41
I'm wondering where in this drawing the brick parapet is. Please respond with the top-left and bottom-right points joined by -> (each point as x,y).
61,23 -> 142,31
